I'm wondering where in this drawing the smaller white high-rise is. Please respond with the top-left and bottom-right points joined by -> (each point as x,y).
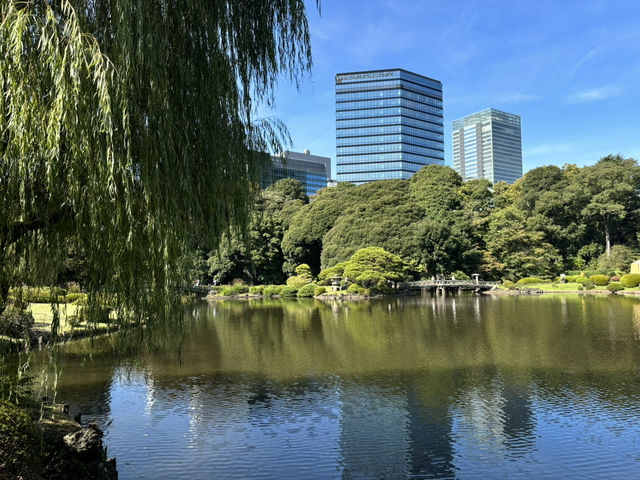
452,108 -> 522,184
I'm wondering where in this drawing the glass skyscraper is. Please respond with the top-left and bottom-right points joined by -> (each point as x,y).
452,108 -> 522,184
262,150 -> 331,197
335,69 -> 444,184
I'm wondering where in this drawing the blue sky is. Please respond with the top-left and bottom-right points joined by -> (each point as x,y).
266,0 -> 640,177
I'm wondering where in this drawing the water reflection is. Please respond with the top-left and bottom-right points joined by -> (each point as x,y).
50,294 -> 640,479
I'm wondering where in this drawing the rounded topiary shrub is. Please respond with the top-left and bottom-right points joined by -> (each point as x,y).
346,283 -> 365,294
517,277 -> 544,285
607,282 -> 624,293
314,286 -> 327,296
297,283 -> 316,298
589,275 -> 609,286
280,285 -> 299,297
620,274 -> 640,288
576,277 -> 594,290
564,275 -> 579,283
502,280 -> 516,290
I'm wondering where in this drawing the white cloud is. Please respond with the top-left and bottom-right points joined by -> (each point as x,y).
565,86 -> 623,104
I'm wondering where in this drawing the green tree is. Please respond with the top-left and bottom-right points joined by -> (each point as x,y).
0,0 -> 315,325
573,155 -> 640,258
483,205 -> 563,280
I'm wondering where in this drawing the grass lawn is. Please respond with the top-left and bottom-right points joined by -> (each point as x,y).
28,303 -> 111,334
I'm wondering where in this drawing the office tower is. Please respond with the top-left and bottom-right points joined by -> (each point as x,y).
262,150 -> 331,197
335,69 -> 444,184
452,108 -> 522,184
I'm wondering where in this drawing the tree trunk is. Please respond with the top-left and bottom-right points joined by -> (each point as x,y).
0,275 -> 8,314
605,223 -> 611,258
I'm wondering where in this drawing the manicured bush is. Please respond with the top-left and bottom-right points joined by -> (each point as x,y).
249,285 -> 265,295
346,283 -> 366,294
10,286 -> 67,303
297,283 -> 316,297
286,275 -> 312,288
263,285 -> 284,297
294,264 -> 313,279
576,277 -> 594,290
314,286 -> 327,296
280,285 -> 299,297
65,292 -> 87,303
589,275 -> 609,286
517,277 -> 544,285
607,282 -> 624,293
502,280 -> 516,290
620,274 -> 640,288
564,275 -> 580,283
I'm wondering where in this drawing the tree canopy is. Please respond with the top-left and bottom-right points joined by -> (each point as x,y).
0,0 -> 316,327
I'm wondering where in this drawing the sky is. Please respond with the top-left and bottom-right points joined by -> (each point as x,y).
264,0 -> 640,178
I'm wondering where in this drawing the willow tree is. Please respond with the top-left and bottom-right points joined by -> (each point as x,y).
0,0 -> 315,330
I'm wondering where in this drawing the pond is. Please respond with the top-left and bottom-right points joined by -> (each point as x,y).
47,294 -> 640,479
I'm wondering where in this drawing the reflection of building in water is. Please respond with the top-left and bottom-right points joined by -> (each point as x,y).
339,382 -> 410,479
454,375 -> 534,453
339,372 -> 457,479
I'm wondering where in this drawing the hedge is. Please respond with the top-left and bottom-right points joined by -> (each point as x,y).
297,283 -> 316,298
589,275 -> 610,286
607,282 -> 624,293
620,274 -> 640,288
517,277 -> 544,285
576,277 -> 594,290
280,285 -> 299,297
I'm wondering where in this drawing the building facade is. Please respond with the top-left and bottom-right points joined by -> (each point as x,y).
335,69 -> 444,184
452,108 -> 522,184
262,150 -> 331,197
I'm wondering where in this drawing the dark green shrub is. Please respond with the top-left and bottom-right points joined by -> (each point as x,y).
450,270 -> 470,280
502,280 -> 516,290
607,282 -> 624,293
576,277 -> 594,290
280,285 -> 299,297
620,274 -> 640,288
297,283 -> 316,297
589,275 -> 609,286
314,286 -> 327,296
0,401 -> 44,477
517,277 -> 544,285
0,309 -> 34,339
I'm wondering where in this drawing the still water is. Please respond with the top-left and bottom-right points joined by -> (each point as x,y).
51,294 -> 640,479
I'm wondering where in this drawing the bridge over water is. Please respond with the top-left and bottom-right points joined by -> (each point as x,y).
403,279 -> 498,293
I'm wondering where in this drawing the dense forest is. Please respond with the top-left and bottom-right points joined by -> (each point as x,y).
201,154 -> 640,283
